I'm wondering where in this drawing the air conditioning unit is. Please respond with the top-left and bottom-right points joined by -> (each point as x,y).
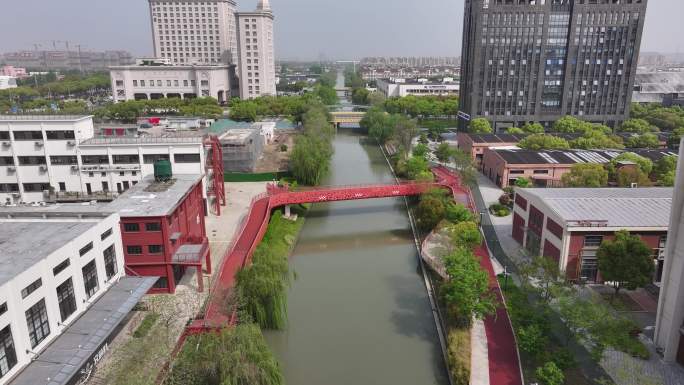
39,165 -> 48,172
35,141 -> 44,147
66,141 -> 76,146
70,165 -> 79,171
1,142 -> 9,147
631,183 -> 638,188
7,166 -> 16,172
11,193 -> 20,198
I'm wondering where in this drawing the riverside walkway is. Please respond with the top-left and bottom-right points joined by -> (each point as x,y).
187,165 -> 522,385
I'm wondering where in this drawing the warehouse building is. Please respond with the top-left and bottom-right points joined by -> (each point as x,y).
0,207 -> 155,385
512,187 -> 672,284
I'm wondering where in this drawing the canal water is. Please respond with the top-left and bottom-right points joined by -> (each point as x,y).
263,72 -> 449,385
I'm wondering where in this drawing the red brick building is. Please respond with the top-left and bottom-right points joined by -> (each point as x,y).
512,187 -> 672,284
457,132 -> 525,165
106,174 -> 210,293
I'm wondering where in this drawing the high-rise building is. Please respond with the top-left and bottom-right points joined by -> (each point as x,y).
148,0 -> 239,66
459,0 -> 648,131
236,0 -> 277,98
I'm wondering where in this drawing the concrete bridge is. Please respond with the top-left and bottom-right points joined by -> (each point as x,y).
329,111 -> 366,126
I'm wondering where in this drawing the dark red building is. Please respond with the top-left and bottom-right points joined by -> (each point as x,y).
511,187 -> 671,284
106,174 -> 210,293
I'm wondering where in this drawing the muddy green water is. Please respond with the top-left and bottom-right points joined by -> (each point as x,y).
263,124 -> 449,384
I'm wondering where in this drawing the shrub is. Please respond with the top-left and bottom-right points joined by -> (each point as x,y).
535,362 -> 564,385
448,221 -> 482,250
445,202 -> 474,223
133,313 -> 159,338
550,348 -> 577,370
279,144 -> 288,152
489,204 -> 510,217
517,324 -> 548,359
498,193 -> 512,207
447,328 -> 470,385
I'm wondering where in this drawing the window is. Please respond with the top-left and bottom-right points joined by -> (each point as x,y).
12,131 -> 43,141
127,246 -> 143,255
533,170 -> 549,174
79,242 -> 93,257
0,157 -> 13,166
123,223 -> 140,232
148,245 -> 163,254
52,259 -> 70,276
103,245 -> 118,280
82,260 -> 99,299
81,155 -> 109,165
0,184 -> 19,193
25,299 -> 50,348
584,235 -> 603,248
101,228 -> 113,240
143,154 -> 170,164
112,154 -> 139,164
21,279 -> 42,299
145,222 -> 162,232
174,153 -> 200,163
45,131 -> 75,140
0,326 -> 17,377
0,303 -> 6,316
56,279 -> 77,322
0,132 -> 8,140
49,156 -> 78,165
18,156 -> 46,165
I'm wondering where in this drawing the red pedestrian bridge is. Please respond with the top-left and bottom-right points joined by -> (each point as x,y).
184,165 -> 522,385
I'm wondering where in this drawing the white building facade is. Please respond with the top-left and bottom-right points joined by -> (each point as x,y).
376,78 -> 460,98
0,210 -> 125,384
0,115 -> 210,204
0,77 -> 17,91
655,146 -> 684,366
110,60 -> 232,103
148,0 -> 239,66
236,0 -> 277,99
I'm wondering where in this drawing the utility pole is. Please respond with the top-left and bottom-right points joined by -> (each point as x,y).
75,44 -> 83,74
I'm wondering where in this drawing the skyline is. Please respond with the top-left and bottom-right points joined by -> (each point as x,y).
0,0 -> 682,60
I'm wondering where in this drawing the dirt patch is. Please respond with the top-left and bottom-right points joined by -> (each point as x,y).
255,130 -> 297,173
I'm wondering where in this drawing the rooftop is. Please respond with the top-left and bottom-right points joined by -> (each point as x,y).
0,115 -> 93,122
493,148 -> 676,165
80,133 -> 206,146
635,72 -> 684,94
0,221 -> 99,287
105,174 -> 203,217
218,128 -> 259,144
9,276 -> 156,385
518,187 -> 673,229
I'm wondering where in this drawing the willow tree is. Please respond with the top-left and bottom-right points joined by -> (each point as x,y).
167,324 -> 284,385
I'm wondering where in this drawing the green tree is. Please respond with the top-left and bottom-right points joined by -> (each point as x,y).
360,107 -> 394,144
520,256 -> 563,302
351,88 -> 369,105
569,129 -> 624,150
514,177 -> 531,188
521,122 -> 545,134
405,155 -> 430,180
435,142 -> 455,162
506,127 -> 525,134
561,163 -> 609,187
441,247 -> 496,327
553,115 -> 587,133
445,202 -> 475,223
609,152 -> 653,175
367,91 -> 386,107
230,100 -> 258,121
448,221 -> 482,250
616,167 -> 652,187
625,132 -> 661,149
167,324 -> 284,385
413,143 -> 429,158
416,194 -> 446,231
597,230 -> 655,299
313,85 -> 338,105
518,134 -> 570,150
535,362 -> 564,385
659,171 -> 676,187
468,118 -> 493,133
517,324 -> 548,359
620,118 -> 656,133
394,115 -> 420,156
655,155 -> 678,177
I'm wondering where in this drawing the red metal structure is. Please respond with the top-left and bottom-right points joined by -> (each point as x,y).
182,165 -> 523,385
204,135 -> 226,215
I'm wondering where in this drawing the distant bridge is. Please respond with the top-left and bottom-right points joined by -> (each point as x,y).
330,111 -> 366,126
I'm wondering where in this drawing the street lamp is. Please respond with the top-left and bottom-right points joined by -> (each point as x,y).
502,265 -> 510,292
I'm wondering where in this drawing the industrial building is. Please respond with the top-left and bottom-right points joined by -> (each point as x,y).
0,207 -> 155,385
459,0 -> 648,131
481,147 -> 677,188
512,187 -> 671,283
655,149 -> 684,366
106,173 -> 210,294
633,71 -> 684,107
0,115 -> 226,215
376,77 -> 459,98
1,50 -> 134,72
220,128 -> 264,172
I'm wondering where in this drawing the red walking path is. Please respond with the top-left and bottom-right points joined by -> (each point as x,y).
187,166 -> 523,385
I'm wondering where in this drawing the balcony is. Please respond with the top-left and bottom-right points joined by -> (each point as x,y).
172,238 -> 209,265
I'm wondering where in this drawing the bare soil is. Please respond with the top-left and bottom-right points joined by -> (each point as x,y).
255,130 -> 297,173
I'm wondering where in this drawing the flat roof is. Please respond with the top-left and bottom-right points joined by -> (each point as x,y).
9,276 -> 157,385
219,128 -> 259,143
518,187 -> 673,228
0,221 -> 98,287
105,174 -> 203,217
0,115 -> 93,122
494,148 -> 676,165
80,134 -> 205,146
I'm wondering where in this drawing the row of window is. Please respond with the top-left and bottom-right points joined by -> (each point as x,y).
123,222 -> 161,232
126,245 -> 164,255
0,245 -> 119,379
0,131 -> 75,141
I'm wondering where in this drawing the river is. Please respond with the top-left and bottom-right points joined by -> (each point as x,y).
263,72 -> 449,385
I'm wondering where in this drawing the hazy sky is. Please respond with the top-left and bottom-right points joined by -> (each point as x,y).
0,0 -> 681,60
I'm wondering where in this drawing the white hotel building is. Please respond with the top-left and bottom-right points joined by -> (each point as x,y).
0,115 -> 210,205
0,208 -> 155,385
115,0 -> 276,101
